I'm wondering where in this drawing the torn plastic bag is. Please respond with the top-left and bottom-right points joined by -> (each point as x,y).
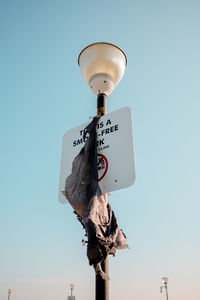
62,116 -> 128,279
62,116 -> 100,217
83,193 -> 128,279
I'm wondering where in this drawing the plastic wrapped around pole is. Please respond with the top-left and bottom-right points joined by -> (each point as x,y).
63,117 -> 128,279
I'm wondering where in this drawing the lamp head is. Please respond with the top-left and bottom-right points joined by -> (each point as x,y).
8,289 -> 12,294
162,277 -> 168,285
78,42 -> 127,96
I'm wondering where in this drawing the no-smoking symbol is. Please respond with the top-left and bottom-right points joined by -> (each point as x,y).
97,154 -> 108,182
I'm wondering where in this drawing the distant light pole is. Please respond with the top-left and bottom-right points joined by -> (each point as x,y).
8,289 -> 12,300
70,284 -> 74,296
160,277 -> 169,300
68,284 -> 75,300
78,42 -> 127,300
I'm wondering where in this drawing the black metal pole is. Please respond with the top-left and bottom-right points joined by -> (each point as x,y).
165,284 -> 169,300
96,93 -> 109,300
97,93 -> 107,117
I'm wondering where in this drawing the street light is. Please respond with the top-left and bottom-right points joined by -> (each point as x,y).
68,284 -> 75,300
78,42 -> 127,97
160,277 -> 169,300
70,284 -> 74,296
8,289 -> 12,300
78,42 -> 127,300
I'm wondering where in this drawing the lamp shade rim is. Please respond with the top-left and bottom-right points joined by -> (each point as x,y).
78,42 -> 127,66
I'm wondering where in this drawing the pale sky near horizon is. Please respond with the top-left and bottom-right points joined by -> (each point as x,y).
1,0 -> 200,299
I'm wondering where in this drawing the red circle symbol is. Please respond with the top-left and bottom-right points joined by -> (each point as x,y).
97,154 -> 108,182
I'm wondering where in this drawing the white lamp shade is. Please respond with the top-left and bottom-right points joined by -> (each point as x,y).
162,277 -> 168,284
78,42 -> 127,95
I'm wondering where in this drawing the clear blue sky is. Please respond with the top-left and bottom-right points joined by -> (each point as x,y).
1,0 -> 200,299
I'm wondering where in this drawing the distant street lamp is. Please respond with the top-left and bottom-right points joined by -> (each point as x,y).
8,289 -> 12,300
160,277 -> 169,300
68,283 -> 75,300
78,42 -> 127,300
70,284 -> 74,296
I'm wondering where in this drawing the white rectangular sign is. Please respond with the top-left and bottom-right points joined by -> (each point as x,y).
59,106 -> 136,203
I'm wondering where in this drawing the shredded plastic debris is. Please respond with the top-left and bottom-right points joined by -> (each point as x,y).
63,117 -> 128,279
